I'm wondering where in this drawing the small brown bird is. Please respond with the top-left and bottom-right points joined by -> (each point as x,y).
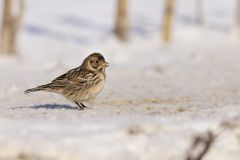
25,53 -> 109,110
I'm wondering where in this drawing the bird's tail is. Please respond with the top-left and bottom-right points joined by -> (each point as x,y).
24,84 -> 52,94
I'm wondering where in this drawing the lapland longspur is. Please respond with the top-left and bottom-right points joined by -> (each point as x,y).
25,53 -> 109,110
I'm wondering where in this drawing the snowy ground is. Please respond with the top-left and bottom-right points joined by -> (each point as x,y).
0,0 -> 240,160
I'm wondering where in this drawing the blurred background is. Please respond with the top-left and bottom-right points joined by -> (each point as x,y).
0,0 -> 239,60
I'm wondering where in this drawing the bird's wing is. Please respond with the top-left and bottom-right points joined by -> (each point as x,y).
52,67 -> 89,84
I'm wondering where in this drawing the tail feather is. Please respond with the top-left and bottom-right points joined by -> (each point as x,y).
24,84 -> 52,94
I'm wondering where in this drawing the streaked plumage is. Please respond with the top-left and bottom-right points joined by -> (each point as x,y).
25,53 -> 109,110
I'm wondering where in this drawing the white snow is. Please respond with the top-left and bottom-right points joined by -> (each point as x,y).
0,0 -> 240,159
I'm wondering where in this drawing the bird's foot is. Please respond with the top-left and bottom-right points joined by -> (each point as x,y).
75,102 -> 90,110
75,102 -> 84,110
80,103 -> 90,109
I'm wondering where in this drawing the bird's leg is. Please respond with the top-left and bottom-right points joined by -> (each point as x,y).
80,103 -> 88,109
75,101 -> 84,110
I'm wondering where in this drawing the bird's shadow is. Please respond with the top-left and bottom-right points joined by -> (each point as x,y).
11,104 -> 79,110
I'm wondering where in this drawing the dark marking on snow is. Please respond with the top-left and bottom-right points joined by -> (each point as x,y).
11,104 -> 79,110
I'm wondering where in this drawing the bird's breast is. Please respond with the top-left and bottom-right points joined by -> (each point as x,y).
89,73 -> 105,96
72,72 -> 106,102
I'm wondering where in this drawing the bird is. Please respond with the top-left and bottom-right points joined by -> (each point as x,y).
25,53 -> 109,110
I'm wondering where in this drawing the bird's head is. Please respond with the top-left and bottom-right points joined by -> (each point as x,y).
82,53 -> 109,72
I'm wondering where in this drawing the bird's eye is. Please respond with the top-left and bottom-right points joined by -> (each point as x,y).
96,60 -> 99,63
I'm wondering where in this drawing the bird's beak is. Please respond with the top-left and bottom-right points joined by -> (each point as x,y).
102,61 -> 109,67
